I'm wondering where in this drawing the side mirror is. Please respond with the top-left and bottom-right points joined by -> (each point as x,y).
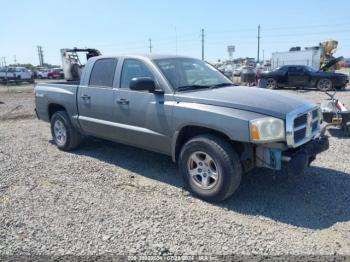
130,77 -> 156,92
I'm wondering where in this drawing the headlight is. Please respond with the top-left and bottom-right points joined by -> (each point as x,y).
250,117 -> 285,142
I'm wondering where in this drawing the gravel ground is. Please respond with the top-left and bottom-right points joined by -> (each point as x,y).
1,85 -> 350,258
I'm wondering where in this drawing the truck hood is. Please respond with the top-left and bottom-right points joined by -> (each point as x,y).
320,56 -> 343,71
174,86 -> 314,119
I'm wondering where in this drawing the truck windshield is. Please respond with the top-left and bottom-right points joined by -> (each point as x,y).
153,58 -> 232,91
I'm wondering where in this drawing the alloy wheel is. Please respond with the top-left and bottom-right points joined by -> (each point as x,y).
187,151 -> 219,190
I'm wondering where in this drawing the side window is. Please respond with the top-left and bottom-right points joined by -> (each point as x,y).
288,66 -> 296,72
120,59 -> 154,89
294,66 -> 302,72
89,58 -> 118,87
278,66 -> 287,72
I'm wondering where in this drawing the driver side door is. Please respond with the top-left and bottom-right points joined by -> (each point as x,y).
288,66 -> 308,87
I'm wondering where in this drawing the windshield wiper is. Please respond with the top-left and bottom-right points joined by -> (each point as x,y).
209,83 -> 233,89
176,85 -> 210,92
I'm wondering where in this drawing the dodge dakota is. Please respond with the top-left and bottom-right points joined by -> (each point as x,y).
34,54 -> 329,202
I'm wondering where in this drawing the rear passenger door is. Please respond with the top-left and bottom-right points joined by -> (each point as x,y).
78,58 -> 119,139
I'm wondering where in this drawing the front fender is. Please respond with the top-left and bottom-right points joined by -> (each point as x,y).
171,102 -> 269,160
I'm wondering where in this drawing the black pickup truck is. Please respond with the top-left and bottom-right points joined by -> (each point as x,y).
261,64 -> 348,91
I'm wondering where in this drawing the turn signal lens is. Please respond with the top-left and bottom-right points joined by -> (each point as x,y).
251,124 -> 261,140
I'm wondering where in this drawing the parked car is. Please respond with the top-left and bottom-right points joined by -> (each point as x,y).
35,54 -> 329,202
260,64 -> 348,91
48,68 -> 64,79
233,66 -> 244,76
37,69 -> 50,79
0,67 -> 6,79
240,66 -> 256,86
0,67 -> 33,83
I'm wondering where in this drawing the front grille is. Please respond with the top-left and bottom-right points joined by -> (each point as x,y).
292,108 -> 320,145
294,128 -> 306,143
294,114 -> 307,127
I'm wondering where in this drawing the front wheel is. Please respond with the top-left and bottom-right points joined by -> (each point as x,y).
317,78 -> 333,91
50,111 -> 82,151
178,135 -> 242,202
266,78 -> 277,89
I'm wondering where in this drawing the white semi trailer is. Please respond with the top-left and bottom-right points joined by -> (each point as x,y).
271,49 -> 323,70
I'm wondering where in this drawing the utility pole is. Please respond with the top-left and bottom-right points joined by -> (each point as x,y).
2,57 -> 9,91
257,25 -> 261,63
37,45 -> 44,66
14,55 -> 17,64
201,28 -> 205,60
148,38 -> 152,53
2,57 -> 7,67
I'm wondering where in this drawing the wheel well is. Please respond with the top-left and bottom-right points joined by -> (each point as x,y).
48,104 -> 66,119
174,125 -> 245,162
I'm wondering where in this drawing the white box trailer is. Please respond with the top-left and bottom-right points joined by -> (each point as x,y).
271,49 -> 322,70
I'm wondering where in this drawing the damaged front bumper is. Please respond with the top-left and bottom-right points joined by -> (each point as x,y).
282,136 -> 329,176
255,136 -> 329,175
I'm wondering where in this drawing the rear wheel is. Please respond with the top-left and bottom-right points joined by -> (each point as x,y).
266,78 -> 277,89
178,134 -> 242,202
50,111 -> 82,151
317,78 -> 333,91
345,123 -> 350,137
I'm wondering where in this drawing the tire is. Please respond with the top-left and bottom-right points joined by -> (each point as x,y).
50,111 -> 82,151
345,123 -> 350,137
178,134 -> 242,202
335,85 -> 346,91
317,78 -> 333,91
266,78 -> 277,89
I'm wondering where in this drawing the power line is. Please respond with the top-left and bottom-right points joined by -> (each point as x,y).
37,46 -> 44,66
257,25 -> 261,63
263,22 -> 350,31
205,22 -> 350,35
263,29 -> 350,38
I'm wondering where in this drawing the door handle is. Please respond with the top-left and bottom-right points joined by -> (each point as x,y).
116,98 -> 129,105
81,94 -> 91,100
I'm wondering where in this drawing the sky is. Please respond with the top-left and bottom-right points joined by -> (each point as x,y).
1,0 -> 350,65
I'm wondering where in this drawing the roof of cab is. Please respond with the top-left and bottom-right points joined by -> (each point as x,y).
92,54 -> 195,61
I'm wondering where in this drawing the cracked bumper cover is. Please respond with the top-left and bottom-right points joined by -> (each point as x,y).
283,136 -> 329,175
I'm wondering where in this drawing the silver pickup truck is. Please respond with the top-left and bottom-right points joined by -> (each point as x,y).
35,54 -> 329,202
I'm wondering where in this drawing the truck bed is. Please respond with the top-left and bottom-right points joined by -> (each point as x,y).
34,81 -> 80,123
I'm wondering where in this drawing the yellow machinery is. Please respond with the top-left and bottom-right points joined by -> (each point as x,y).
319,40 -> 338,70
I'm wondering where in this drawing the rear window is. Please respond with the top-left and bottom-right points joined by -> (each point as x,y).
89,58 -> 118,87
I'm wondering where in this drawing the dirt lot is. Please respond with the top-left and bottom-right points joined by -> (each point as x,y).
1,83 -> 350,257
